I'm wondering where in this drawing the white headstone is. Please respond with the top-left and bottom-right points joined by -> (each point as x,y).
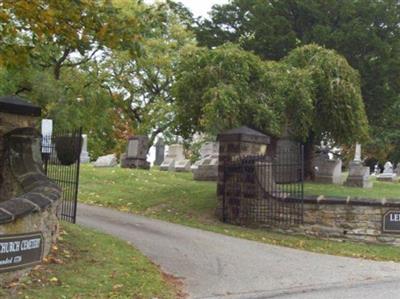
374,164 -> 380,176
93,154 -> 117,167
160,144 -> 191,172
192,156 -> 219,181
160,159 -> 174,171
383,161 -> 394,174
354,143 -> 361,162
174,160 -> 191,172
192,142 -> 219,180
377,161 -> 397,181
41,119 -> 53,154
199,142 -> 219,158
190,159 -> 202,171
167,144 -> 185,161
80,134 -> 90,163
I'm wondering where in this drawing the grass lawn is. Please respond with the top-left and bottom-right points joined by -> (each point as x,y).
78,165 -> 400,262
2,223 -> 181,299
305,175 -> 400,200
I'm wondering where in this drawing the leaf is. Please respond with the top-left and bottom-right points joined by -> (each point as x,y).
112,284 -> 123,290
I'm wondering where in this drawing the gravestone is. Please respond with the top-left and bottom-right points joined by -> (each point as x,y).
120,136 -> 150,169
191,142 -> 219,171
160,144 -> 191,171
344,143 -> 372,188
94,154 -> 117,167
199,142 -> 218,158
159,157 -> 174,171
193,157 -> 219,181
41,119 -> 53,154
396,162 -> 400,176
377,161 -> 397,182
154,138 -> 165,166
174,159 -> 191,172
192,142 -> 219,181
80,134 -> 90,164
274,138 -> 301,183
354,143 -> 362,162
374,164 -> 381,176
314,156 -> 342,184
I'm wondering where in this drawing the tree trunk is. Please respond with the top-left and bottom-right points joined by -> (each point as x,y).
304,134 -> 315,181
267,136 -> 278,157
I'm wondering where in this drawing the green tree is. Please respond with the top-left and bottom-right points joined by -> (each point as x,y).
173,44 -> 368,178
195,0 -> 400,158
0,0 -> 143,78
173,44 -> 286,137
284,44 -> 369,177
100,1 -> 196,150
0,0 -> 146,158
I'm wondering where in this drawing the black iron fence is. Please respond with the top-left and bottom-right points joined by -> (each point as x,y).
41,128 -> 82,223
222,145 -> 304,226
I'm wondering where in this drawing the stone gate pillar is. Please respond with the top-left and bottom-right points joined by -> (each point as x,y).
216,126 -> 270,220
0,96 -> 61,284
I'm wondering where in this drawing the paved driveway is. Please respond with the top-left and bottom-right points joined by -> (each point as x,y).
77,204 -> 400,299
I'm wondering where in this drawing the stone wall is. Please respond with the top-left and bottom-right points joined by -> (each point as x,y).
299,196 -> 400,245
217,126 -> 400,246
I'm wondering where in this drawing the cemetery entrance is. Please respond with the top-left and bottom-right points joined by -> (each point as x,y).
42,128 -> 82,223
222,144 -> 304,226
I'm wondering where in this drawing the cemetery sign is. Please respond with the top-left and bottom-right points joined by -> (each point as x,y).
383,211 -> 400,233
0,232 -> 44,273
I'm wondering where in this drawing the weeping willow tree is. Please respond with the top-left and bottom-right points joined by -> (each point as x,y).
284,44 -> 369,178
173,44 -> 313,137
173,44 -> 369,179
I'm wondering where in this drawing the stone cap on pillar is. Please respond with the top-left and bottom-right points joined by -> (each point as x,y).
0,95 -> 41,116
217,126 -> 270,144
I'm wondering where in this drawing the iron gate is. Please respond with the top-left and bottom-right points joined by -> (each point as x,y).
222,144 -> 304,226
41,128 -> 82,223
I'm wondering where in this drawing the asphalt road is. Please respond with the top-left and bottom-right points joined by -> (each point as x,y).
77,204 -> 400,299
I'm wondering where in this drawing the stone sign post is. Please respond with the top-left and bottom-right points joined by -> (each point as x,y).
383,210 -> 400,233
0,232 -> 44,273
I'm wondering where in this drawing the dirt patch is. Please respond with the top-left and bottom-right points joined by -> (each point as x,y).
162,271 -> 188,299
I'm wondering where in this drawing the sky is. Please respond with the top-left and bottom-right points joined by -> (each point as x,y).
177,0 -> 229,18
145,0 -> 229,18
